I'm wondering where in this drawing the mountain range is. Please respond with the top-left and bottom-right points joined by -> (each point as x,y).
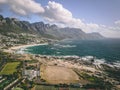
0,15 -> 104,40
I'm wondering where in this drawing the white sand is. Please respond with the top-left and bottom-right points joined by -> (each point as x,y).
10,43 -> 48,50
4,43 -> 48,53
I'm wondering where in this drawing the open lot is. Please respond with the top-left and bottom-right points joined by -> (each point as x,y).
0,62 -> 20,75
40,65 -> 79,84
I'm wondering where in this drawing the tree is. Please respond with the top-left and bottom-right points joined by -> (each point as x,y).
0,15 -> 4,20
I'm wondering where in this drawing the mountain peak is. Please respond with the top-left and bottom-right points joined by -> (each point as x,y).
0,15 -> 104,40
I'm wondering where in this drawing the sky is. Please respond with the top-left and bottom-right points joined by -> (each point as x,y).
0,0 -> 120,38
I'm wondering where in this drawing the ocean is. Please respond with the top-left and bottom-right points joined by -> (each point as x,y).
24,39 -> 120,63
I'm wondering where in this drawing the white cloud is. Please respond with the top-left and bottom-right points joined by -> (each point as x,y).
42,1 -> 102,33
101,30 -> 120,38
115,20 -> 120,26
99,21 -> 120,38
83,23 -> 100,33
42,1 -> 120,38
42,1 -> 84,28
0,0 -> 120,38
0,0 -> 44,16
0,0 -> 6,3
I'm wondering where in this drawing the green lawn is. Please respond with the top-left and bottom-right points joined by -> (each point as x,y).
12,87 -> 23,90
35,85 -> 58,90
0,62 -> 20,75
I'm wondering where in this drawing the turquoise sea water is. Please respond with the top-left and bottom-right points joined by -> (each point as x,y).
25,39 -> 120,62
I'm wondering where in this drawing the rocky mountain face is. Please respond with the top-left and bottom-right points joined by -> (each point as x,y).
0,15 -> 104,40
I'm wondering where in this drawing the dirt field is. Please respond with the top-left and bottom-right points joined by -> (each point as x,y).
40,65 -> 79,84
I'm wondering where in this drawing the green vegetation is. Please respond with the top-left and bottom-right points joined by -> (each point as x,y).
35,85 -> 84,90
107,69 -> 120,81
102,64 -> 120,82
81,73 -> 113,90
73,69 -> 113,90
0,77 -> 16,89
12,87 -> 23,90
80,73 -> 101,83
35,85 -> 58,90
0,62 -> 20,75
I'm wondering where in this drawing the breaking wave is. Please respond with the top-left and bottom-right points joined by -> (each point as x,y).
53,44 -> 76,48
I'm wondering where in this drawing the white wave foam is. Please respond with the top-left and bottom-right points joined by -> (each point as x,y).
16,48 -> 25,54
53,44 -> 76,48
56,52 -> 60,54
51,47 -> 55,49
112,61 -> 120,68
81,56 -> 120,68
60,55 -> 80,58
93,59 -> 106,67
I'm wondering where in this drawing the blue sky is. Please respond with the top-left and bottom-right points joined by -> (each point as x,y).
36,0 -> 120,25
0,0 -> 120,38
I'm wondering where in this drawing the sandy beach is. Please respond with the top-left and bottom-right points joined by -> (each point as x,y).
4,43 -> 48,53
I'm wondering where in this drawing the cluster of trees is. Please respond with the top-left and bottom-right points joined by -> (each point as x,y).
81,73 -> 113,90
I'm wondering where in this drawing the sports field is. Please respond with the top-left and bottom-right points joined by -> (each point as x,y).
40,65 -> 79,84
0,62 -> 20,75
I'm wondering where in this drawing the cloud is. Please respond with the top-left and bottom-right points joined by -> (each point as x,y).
43,1 -> 84,28
115,20 -> 120,27
0,0 -> 120,38
0,0 -> 44,16
43,1 -> 72,22
42,1 -> 101,33
42,1 -> 120,38
99,21 -> 120,38
101,29 -> 120,38
0,0 -> 6,4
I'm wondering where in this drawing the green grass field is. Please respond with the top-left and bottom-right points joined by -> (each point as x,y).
0,62 -> 20,75
35,85 -> 58,90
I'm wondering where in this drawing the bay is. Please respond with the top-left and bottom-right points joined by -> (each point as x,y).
25,39 -> 120,62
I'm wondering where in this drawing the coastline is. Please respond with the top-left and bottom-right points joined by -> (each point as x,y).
3,43 -> 48,53
3,42 -> 120,69
1,43 -> 120,89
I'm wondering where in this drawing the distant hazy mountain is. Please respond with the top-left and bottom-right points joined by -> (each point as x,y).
0,15 -> 104,40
